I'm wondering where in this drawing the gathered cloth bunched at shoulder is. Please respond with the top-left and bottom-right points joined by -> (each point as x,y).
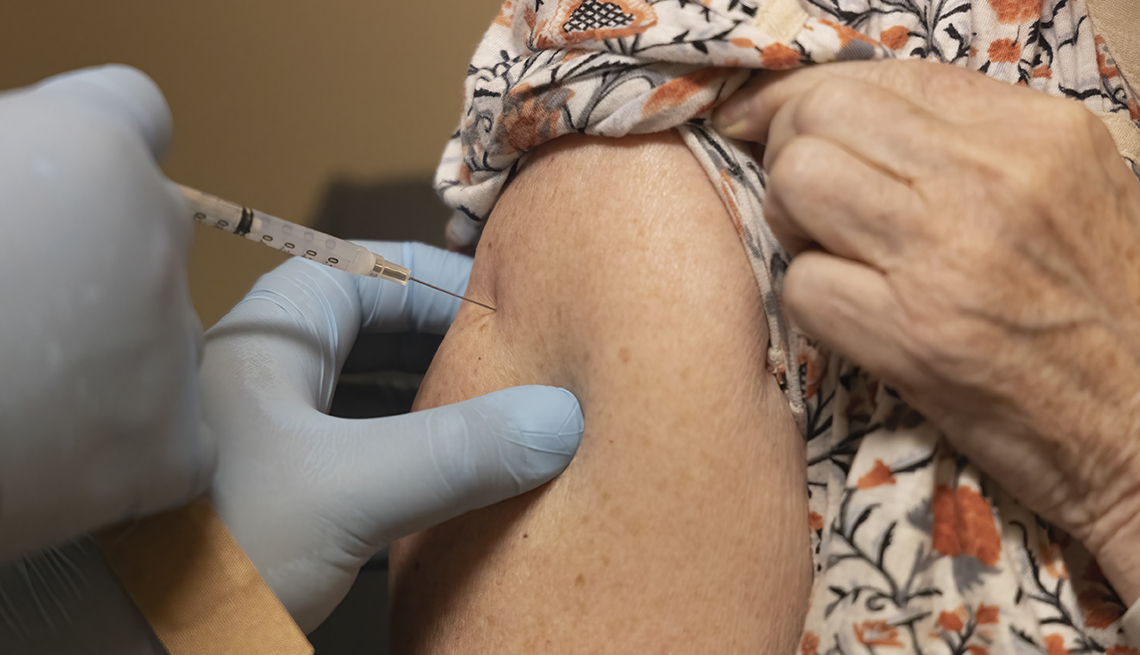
434,1 -> 1140,653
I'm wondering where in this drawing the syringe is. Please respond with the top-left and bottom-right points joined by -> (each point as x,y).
179,185 -> 494,311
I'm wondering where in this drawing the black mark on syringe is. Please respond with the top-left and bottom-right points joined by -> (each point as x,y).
234,207 -> 254,237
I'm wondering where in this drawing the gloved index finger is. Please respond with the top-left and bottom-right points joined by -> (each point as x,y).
354,241 -> 476,336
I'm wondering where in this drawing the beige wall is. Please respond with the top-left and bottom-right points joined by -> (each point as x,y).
2,0 -> 501,326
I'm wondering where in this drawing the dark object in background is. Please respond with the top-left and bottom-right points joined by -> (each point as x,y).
313,175 -> 449,422
310,177 -> 451,247
330,332 -> 443,420
307,177 -> 450,654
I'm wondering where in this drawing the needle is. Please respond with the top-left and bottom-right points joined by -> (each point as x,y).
410,277 -> 496,312
178,184 -> 497,312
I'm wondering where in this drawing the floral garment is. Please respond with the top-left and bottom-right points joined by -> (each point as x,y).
433,1 -> 1140,653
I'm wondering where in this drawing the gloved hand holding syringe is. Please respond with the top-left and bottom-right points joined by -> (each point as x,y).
0,63 -> 586,648
180,185 -> 495,311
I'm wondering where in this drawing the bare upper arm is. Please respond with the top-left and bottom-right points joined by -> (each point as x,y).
390,132 -> 810,653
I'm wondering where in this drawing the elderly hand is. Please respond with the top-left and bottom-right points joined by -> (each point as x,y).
714,60 -> 1140,601
201,241 -> 583,632
0,66 -> 212,560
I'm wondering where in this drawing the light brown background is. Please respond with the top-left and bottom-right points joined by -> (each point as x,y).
2,0 -> 501,326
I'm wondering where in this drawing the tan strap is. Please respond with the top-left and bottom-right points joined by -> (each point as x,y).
1102,111 -> 1140,166
752,0 -> 810,45
96,498 -> 313,655
1085,0 -> 1140,96
1085,0 -> 1140,91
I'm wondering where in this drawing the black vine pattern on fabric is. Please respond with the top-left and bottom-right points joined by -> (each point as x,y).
563,0 -> 637,32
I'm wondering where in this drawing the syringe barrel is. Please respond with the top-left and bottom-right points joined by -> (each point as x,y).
180,184 -> 376,277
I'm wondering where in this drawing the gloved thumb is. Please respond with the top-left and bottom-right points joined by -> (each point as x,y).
334,385 -> 584,547
32,64 -> 172,160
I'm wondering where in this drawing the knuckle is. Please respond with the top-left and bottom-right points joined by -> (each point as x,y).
989,120 -> 1080,204
913,61 -> 982,101
1046,98 -> 1100,135
902,312 -> 976,382
796,79 -> 859,130
956,133 -> 1050,212
1033,100 -> 1106,164
767,136 -> 821,190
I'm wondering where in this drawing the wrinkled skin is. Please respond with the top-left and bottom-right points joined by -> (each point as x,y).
715,60 -> 1140,602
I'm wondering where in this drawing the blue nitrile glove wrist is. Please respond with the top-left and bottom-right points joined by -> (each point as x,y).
0,66 -> 212,561
201,241 -> 583,633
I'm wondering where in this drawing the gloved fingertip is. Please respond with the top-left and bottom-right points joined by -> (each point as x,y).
549,387 -> 585,450
330,386 -> 584,542
483,385 -> 584,491
37,64 -> 172,160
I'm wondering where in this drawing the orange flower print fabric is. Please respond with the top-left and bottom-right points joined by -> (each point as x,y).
988,0 -> 1045,24
931,484 -> 1002,565
855,619 -> 904,648
434,0 -> 1140,653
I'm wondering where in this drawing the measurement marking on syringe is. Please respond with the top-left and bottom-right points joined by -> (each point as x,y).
181,183 -> 494,310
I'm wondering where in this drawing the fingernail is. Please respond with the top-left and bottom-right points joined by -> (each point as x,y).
713,98 -> 749,138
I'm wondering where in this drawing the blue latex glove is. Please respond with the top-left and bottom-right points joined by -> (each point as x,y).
0,66 -> 211,560
201,241 -> 583,632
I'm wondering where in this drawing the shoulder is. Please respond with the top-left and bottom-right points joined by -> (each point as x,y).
464,130 -> 770,387
398,131 -> 810,654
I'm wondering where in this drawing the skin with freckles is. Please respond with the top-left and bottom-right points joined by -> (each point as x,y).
389,133 -> 811,653
714,59 -> 1140,603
